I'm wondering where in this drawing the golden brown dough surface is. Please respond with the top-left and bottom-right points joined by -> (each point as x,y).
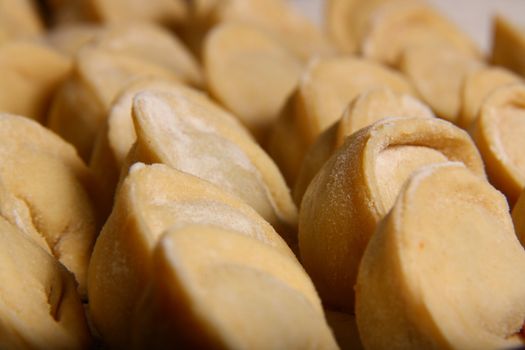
0,0 -> 43,40
294,88 -> 434,205
88,164 -> 295,348
268,56 -> 415,185
458,66 -> 521,129
130,225 -> 337,350
47,46 -> 179,160
299,117 -> 485,311
127,90 -> 298,244
89,78 -> 183,218
0,113 -> 97,296
470,82 -> 525,205
0,216 -> 91,349
203,21 -> 302,142
0,41 -> 71,123
400,45 -> 483,122
357,163 -> 525,350
492,16 -> 525,78
361,1 -> 480,66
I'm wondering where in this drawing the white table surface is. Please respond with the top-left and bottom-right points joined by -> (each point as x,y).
289,0 -> 525,52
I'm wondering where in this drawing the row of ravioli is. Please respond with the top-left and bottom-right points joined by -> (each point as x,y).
0,111 -> 335,348
0,1 -> 333,348
1,0 -> 525,349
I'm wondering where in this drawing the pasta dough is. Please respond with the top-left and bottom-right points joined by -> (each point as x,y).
181,0 -> 333,61
0,41 -> 71,122
130,225 -> 337,349
0,217 -> 91,349
458,66 -> 520,129
89,77 -> 184,218
470,83 -> 525,205
268,56 -> 415,185
127,90 -> 298,244
203,22 -> 302,142
299,116 -> 485,311
0,0 -> 42,41
400,45 -> 483,122
356,163 -> 525,350
0,113 -> 97,296
88,163 -> 295,347
492,16 -> 525,78
294,88 -> 434,205
47,46 -> 179,160
361,1 -> 480,66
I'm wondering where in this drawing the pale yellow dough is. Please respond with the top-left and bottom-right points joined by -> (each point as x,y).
325,0 -> 357,52
89,77 -> 184,218
470,82 -> 525,205
47,46 -> 180,160
325,0 -> 389,54
361,1 -> 480,66
458,66 -> 521,129
0,41 -> 71,123
91,23 -> 203,87
180,0 -> 333,61
88,163 -> 295,348
203,22 -> 303,142
294,88 -> 434,205
0,113 -> 97,296
267,56 -> 415,185
127,90 -> 298,244
47,23 -> 202,160
491,15 -> 525,78
130,226 -> 337,349
356,163 -> 525,350
0,217 -> 91,349
0,0 -> 43,41
47,22 -> 203,88
299,116 -> 485,311
0,179 -> 50,252
400,45 -> 483,122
